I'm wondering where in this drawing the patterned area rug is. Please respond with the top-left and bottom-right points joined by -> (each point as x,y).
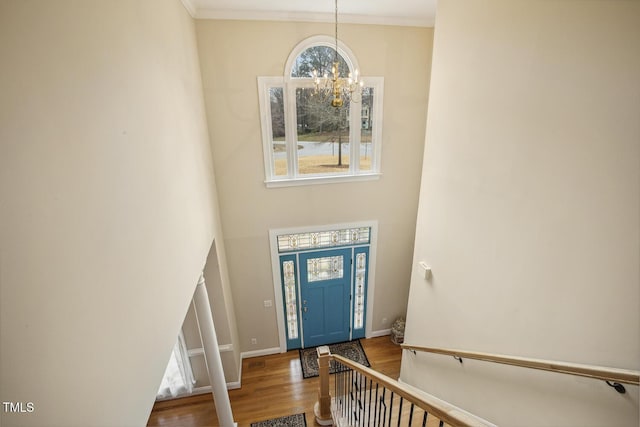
299,340 -> 370,379
250,413 -> 307,427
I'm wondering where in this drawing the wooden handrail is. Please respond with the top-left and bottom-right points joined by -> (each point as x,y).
331,354 -> 494,427
402,344 -> 640,386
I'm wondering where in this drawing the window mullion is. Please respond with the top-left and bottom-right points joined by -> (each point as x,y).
265,83 -> 277,179
257,77 -> 285,182
285,82 -> 299,179
350,96 -> 362,175
260,37 -> 383,186
371,79 -> 384,173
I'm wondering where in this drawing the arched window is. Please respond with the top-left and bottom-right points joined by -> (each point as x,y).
258,35 -> 383,186
289,45 -> 350,78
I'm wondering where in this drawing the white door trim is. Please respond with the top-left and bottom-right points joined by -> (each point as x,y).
269,220 -> 378,353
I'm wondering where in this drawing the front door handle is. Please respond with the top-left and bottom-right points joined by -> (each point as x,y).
303,307 -> 308,312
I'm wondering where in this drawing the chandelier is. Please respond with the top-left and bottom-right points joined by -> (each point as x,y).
312,0 -> 363,108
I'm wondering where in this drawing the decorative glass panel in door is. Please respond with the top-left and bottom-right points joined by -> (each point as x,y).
279,254 -> 301,349
299,248 -> 352,347
352,247 -> 369,339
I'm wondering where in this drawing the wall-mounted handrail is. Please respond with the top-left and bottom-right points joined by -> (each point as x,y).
401,344 -> 640,386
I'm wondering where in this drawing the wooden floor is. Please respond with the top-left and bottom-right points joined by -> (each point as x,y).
147,336 -> 402,427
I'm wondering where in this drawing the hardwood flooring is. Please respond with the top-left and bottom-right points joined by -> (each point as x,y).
147,336 -> 402,427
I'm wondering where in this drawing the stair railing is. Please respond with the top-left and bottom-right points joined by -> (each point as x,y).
314,346 -> 494,427
401,344 -> 640,394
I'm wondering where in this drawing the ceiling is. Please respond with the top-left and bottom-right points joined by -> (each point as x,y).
181,0 -> 437,27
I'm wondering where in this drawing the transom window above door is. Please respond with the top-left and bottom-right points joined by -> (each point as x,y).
270,221 -> 377,351
258,35 -> 384,187
276,226 -> 371,252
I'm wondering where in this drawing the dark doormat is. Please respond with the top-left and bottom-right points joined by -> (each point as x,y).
250,413 -> 307,427
299,339 -> 370,379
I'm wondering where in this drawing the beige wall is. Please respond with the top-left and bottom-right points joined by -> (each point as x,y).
402,0 -> 640,426
195,20 -> 433,352
0,1 -> 227,426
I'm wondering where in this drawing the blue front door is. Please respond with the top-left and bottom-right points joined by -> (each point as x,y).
299,248 -> 352,347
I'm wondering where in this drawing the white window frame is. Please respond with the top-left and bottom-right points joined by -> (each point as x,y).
258,35 -> 384,188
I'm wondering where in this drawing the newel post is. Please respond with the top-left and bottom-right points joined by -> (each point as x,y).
314,345 -> 333,425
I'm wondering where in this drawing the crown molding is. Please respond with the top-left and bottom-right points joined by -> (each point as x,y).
180,0 -> 197,17
192,9 -> 434,28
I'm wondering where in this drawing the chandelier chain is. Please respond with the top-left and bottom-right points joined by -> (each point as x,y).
312,0 -> 364,107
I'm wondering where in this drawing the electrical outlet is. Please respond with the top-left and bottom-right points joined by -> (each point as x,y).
382,317 -> 388,325
251,338 -> 257,345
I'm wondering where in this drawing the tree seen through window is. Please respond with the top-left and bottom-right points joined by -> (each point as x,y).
258,36 -> 383,185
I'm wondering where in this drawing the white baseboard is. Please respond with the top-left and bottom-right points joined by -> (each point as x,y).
219,344 -> 235,353
367,329 -> 391,338
191,386 -> 213,396
155,387 -> 213,401
397,380 -> 497,427
226,379 -> 241,390
187,344 -> 234,358
231,360 -> 242,390
191,378 -> 240,395
241,347 -> 281,359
